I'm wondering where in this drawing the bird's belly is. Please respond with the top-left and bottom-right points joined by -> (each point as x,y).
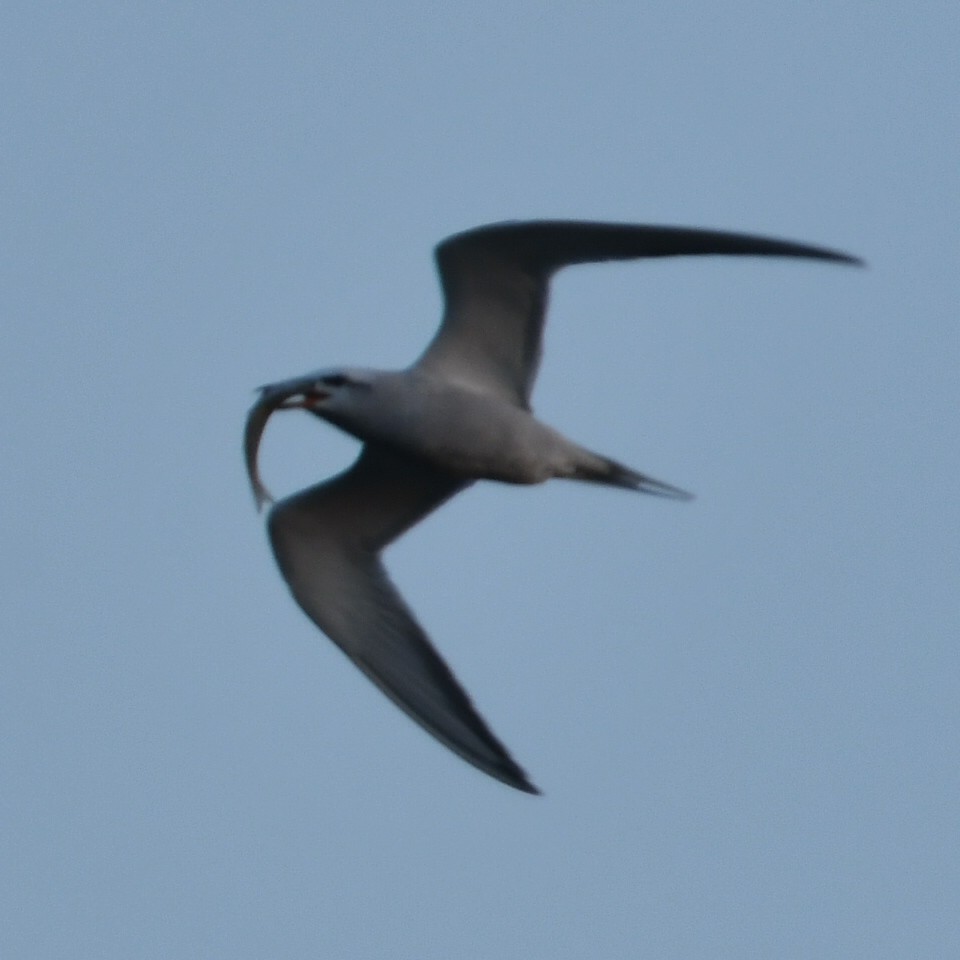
376,397 -> 561,484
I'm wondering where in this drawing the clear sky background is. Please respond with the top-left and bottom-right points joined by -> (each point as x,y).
3,3 -> 957,958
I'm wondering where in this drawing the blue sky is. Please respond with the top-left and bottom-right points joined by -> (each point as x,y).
3,3 -> 958,957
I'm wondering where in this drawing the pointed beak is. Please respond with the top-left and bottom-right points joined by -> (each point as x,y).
243,381 -> 325,511
278,389 -> 330,410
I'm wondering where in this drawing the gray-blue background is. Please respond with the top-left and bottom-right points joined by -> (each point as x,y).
3,3 -> 957,957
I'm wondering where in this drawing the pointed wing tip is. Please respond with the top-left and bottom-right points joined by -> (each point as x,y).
488,751 -> 541,794
492,766 -> 541,795
828,251 -> 866,267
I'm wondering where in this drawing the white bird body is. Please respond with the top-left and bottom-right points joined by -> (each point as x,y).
245,219 -> 861,793
311,368 -> 603,484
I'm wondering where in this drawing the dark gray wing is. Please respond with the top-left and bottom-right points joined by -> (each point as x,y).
415,220 -> 862,406
267,445 -> 539,794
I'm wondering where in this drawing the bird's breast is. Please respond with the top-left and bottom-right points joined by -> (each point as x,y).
358,381 -> 564,484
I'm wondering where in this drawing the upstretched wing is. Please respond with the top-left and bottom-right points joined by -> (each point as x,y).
266,445 -> 539,794
415,220 -> 862,406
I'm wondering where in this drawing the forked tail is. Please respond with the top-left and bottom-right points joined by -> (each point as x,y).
573,453 -> 693,500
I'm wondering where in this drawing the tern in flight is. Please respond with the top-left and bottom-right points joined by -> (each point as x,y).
245,220 -> 861,794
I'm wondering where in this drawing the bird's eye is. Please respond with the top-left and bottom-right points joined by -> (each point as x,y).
319,374 -> 349,388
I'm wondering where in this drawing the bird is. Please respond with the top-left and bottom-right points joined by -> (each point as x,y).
244,219 -> 861,794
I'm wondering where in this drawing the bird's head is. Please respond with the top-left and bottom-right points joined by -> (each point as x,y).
244,368 -> 374,510
265,368 -> 373,415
